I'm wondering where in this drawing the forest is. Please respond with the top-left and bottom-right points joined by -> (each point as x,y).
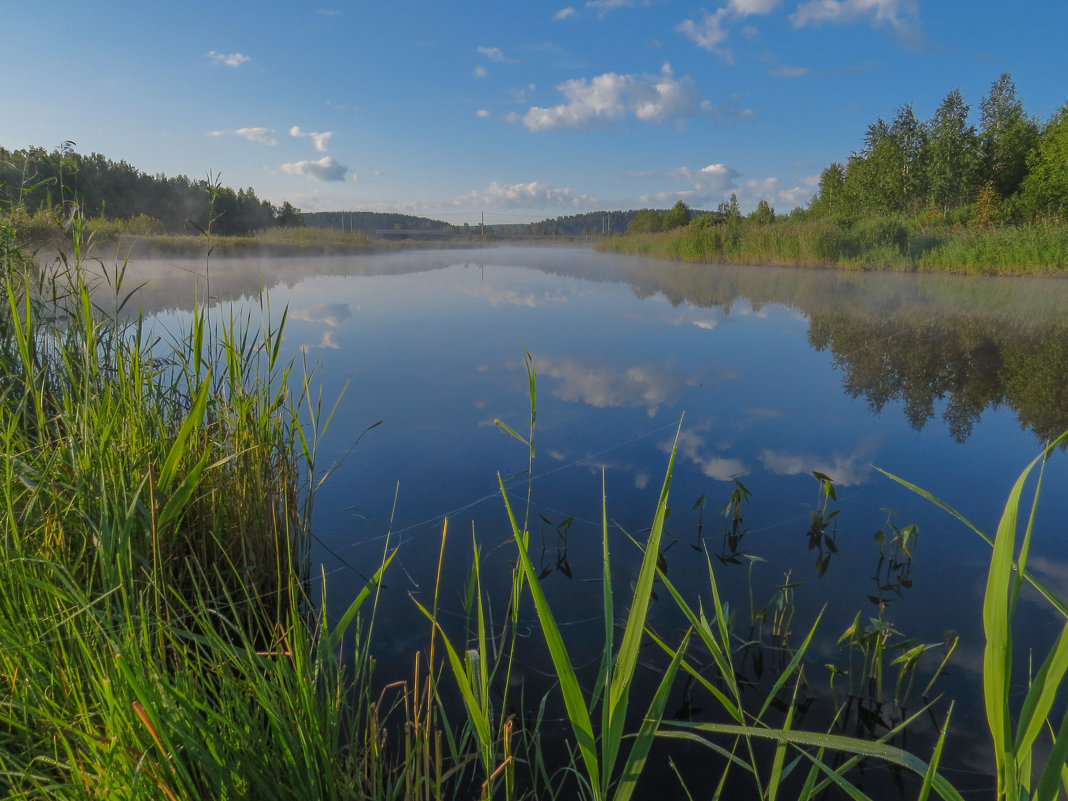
0,144 -> 304,238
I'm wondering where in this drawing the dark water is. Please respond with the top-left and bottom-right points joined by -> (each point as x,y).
124,246 -> 1068,797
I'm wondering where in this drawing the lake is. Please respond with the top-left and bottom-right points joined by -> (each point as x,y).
119,245 -> 1068,797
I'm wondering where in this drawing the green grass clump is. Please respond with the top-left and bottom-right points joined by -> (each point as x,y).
0,219 -> 390,799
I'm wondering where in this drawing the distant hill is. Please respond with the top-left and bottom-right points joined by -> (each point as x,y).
303,211 -> 454,234
305,208 -> 717,237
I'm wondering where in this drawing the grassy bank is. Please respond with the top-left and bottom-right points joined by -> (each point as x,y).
601,215 -> 1068,275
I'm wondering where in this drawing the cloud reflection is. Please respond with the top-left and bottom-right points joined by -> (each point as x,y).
537,355 -> 698,416
460,282 -> 574,308
291,302 -> 353,327
662,429 -> 746,481
759,448 -> 870,486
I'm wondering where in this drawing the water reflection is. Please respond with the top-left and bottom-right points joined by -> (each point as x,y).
538,354 -> 699,417
100,247 -> 1068,443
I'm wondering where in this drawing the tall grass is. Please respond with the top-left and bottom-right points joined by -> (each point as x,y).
0,220 -> 392,799
602,215 -> 1068,274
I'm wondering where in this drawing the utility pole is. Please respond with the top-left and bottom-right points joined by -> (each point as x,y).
481,211 -> 485,238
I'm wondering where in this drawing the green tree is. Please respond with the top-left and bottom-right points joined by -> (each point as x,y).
843,118 -> 902,214
1019,101 -> 1068,222
627,209 -> 663,233
809,162 -> 846,217
717,193 -> 741,223
274,201 -> 305,228
889,103 -> 929,210
663,200 -> 692,229
747,199 -> 775,225
926,88 -> 979,211
979,72 -> 1039,200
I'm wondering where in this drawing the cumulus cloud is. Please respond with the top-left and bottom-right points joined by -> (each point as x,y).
474,65 -> 488,78
791,0 -> 923,46
729,0 -> 781,14
518,63 -> 717,131
475,109 -> 492,118
676,10 -> 732,59
452,180 -> 597,210
289,126 -> 334,152
208,127 -> 277,144
207,51 -> 250,68
678,0 -> 781,58
554,6 -> 577,19
281,156 -> 349,182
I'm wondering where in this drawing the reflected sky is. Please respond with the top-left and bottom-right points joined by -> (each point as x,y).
126,246 -> 1067,788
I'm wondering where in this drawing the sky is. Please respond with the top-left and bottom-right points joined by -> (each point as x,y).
1,0 -> 1065,225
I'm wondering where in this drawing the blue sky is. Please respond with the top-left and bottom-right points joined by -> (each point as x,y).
2,0 -> 1065,224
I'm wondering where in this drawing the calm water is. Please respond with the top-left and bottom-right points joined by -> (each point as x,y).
123,246 -> 1068,796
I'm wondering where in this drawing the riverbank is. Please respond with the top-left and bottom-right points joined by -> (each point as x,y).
599,215 -> 1068,275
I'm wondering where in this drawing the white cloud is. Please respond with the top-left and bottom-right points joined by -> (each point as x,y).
791,0 -> 923,46
741,176 -> 811,209
317,9 -> 342,16
474,65 -> 488,78
289,126 -> 334,152
729,0 -> 781,14
678,0 -> 783,58
452,180 -> 597,210
477,45 -> 507,62
207,51 -> 250,68
633,162 -> 742,207
518,63 -> 715,131
554,6 -> 577,19
676,9 -> 732,59
208,127 -> 277,145
631,63 -> 714,123
281,156 -> 349,182
475,109 -> 492,118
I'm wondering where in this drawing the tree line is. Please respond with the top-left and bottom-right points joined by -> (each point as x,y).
0,144 -> 305,236
808,72 -> 1068,225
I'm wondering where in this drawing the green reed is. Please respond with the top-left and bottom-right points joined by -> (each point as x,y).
0,218 -> 391,799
